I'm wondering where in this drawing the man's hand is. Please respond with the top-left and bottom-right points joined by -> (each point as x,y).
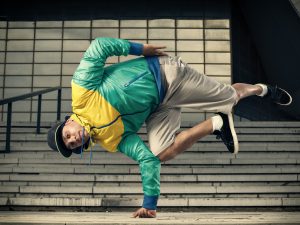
142,44 -> 167,56
132,207 -> 157,218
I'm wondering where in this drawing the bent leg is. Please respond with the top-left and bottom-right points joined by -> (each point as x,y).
151,57 -> 243,162
157,118 -> 213,162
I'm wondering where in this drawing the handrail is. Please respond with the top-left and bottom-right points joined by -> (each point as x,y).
0,86 -> 62,153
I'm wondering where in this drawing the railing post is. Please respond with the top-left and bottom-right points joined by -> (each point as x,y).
57,88 -> 61,121
5,102 -> 12,153
1,86 -> 62,153
36,94 -> 42,134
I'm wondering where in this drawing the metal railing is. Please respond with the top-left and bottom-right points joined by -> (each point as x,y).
0,86 -> 62,153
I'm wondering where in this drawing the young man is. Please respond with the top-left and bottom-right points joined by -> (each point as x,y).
47,37 -> 292,218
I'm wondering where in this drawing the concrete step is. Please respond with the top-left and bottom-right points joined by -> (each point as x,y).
2,157 -> 297,165
1,165 -> 300,174
0,127 -> 49,134
1,184 -> 299,195
1,196 -> 299,207
1,121 -> 300,127
3,151 -> 300,160
1,133 -> 300,142
0,211 -> 300,225
2,126 -> 300,135
1,157 -> 300,166
2,181 -> 299,188
1,121 -> 299,209
2,142 -> 300,152
1,174 -> 298,182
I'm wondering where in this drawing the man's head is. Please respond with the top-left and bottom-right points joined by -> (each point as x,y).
47,116 -> 90,158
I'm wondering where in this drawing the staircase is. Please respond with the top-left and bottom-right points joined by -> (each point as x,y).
0,121 -> 300,209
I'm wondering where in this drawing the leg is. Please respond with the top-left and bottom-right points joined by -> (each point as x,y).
232,83 -> 263,103
148,57 -> 239,161
147,106 -> 222,161
157,118 -> 213,162
232,82 -> 292,106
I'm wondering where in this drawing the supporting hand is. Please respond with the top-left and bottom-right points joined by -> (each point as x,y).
142,44 -> 167,56
132,207 -> 157,218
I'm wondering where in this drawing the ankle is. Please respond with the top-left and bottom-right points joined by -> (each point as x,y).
211,115 -> 223,132
255,83 -> 268,97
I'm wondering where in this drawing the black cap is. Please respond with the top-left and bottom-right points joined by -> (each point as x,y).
47,119 -> 89,158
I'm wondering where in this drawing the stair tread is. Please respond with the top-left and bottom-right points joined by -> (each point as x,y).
1,196 -> 299,207
1,121 -> 300,208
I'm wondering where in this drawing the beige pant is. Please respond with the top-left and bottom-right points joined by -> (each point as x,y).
146,56 -> 237,156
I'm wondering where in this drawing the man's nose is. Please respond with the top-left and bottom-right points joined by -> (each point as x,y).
69,135 -> 77,144
70,135 -> 76,141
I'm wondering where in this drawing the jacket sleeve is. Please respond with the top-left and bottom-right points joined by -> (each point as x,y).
72,37 -> 143,89
118,134 -> 161,210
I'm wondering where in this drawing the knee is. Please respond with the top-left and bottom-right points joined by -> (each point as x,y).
158,154 -> 167,162
232,83 -> 242,102
158,153 -> 169,162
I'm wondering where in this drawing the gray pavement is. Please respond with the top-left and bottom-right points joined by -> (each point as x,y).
0,211 -> 300,225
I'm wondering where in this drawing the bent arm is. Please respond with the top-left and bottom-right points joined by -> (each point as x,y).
72,37 -> 144,88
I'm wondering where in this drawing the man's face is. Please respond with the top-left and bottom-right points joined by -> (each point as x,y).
62,119 -> 89,150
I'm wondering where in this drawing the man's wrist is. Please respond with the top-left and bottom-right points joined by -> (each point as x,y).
129,42 -> 143,56
142,195 -> 158,210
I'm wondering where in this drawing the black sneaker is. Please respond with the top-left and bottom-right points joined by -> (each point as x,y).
213,112 -> 239,154
266,85 -> 292,106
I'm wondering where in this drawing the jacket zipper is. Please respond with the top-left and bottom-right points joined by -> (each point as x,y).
124,71 -> 148,87
84,104 -> 160,131
91,108 -> 149,130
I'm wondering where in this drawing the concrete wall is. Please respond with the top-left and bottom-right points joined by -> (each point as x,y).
232,0 -> 300,120
0,19 -> 231,123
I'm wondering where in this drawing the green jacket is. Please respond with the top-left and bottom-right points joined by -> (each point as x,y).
71,37 -> 161,209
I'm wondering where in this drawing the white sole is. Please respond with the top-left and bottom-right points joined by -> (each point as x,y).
276,87 -> 293,106
227,112 -> 239,154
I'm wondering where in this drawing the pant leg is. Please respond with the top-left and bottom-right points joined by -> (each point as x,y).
159,56 -> 238,113
146,106 -> 181,156
146,56 -> 237,156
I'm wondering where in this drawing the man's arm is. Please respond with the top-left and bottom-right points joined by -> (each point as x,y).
72,37 -> 167,88
72,37 -> 144,88
118,134 -> 161,218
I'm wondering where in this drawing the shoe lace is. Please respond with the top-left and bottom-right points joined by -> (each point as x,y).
215,129 -> 233,146
270,85 -> 282,101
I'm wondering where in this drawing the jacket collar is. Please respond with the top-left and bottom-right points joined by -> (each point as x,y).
70,113 -> 93,136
